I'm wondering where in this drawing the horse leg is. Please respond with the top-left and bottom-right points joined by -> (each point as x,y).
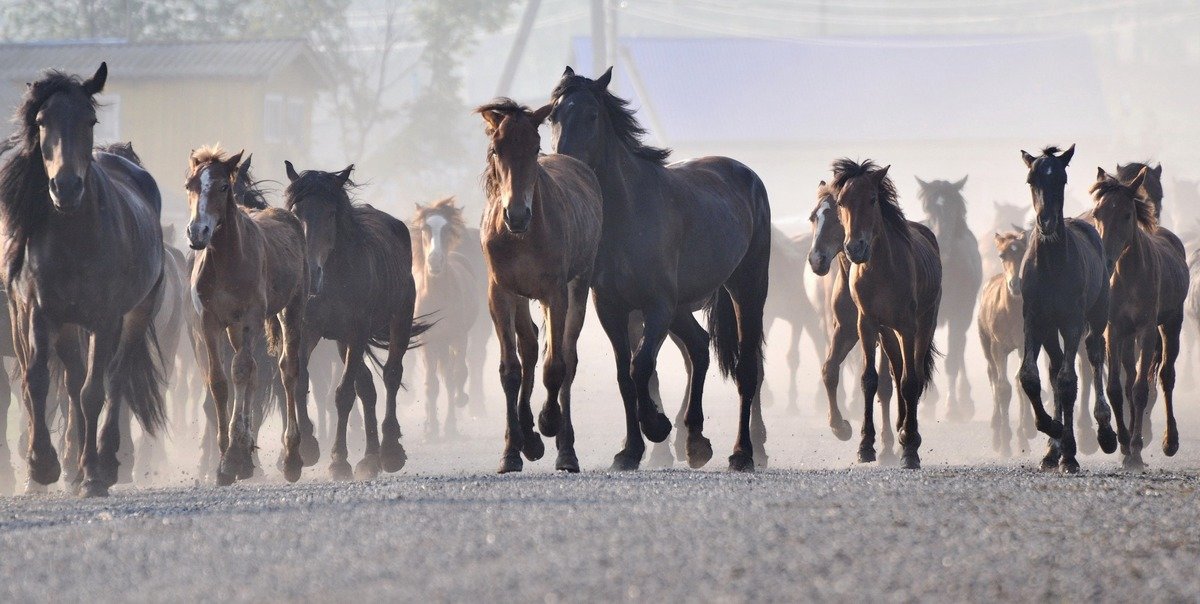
444,346 -> 461,439
1073,350 -> 1098,455
784,320 -> 803,416
381,304 -> 414,472
991,344 -> 1015,458
945,315 -> 971,422
277,302 -> 307,482
54,331 -> 86,489
1085,327 -> 1116,455
467,315 -> 490,418
354,359 -> 381,480
822,321 -> 858,442
489,286 -> 525,473
878,330 -> 902,464
78,324 -> 120,497
1050,327 -> 1083,473
667,312 -> 712,469
554,276 -> 590,473
726,270 -> 769,473
751,364 -> 769,468
898,332 -> 930,470
855,317 -> 881,464
422,346 -> 440,438
1159,317 -> 1182,457
0,360 -> 12,495
514,303 -> 543,462
21,307 -> 61,489
329,342 -> 362,480
219,323 -> 259,482
629,304 -> 674,445
537,287 -> 568,441
1125,326 -> 1159,471
1018,325 -> 1060,442
593,298 -> 642,470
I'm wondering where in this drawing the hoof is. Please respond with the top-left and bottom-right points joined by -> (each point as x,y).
640,412 -> 672,444
999,442 -> 1013,458
381,439 -> 408,473
355,454 -> 382,481
1036,417 -> 1064,439
1163,427 -> 1179,457
1122,453 -> 1146,471
755,450 -> 770,469
830,419 -> 852,442
610,449 -> 643,471
1059,458 -> 1080,474
901,452 -> 921,470
300,433 -> 320,467
538,404 -> 561,438
0,465 -> 13,496
728,451 -> 755,472
1076,431 -> 1098,456
521,432 -> 545,462
80,479 -> 109,498
117,461 -> 134,485
215,470 -> 236,487
27,448 -> 62,486
282,452 -> 302,483
878,447 -> 899,467
1097,425 -> 1118,455
498,451 -> 523,474
672,428 -> 688,462
857,445 -> 877,464
235,453 -> 255,481
686,434 -> 714,469
24,479 -> 49,495
646,442 -> 674,468
329,458 -> 353,481
555,449 -> 580,473
1039,452 -> 1060,472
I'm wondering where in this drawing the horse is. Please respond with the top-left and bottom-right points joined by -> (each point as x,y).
1016,145 -> 1118,473
978,229 -> 1037,457
185,146 -> 311,485
411,197 -> 484,437
807,180 -> 897,462
980,201 -> 1030,282
284,161 -> 426,480
0,64 -> 167,497
476,98 -> 603,473
1089,167 -> 1188,470
550,67 -> 772,471
762,226 -> 825,416
916,177 -> 981,421
829,161 -> 940,469
1115,162 -> 1163,220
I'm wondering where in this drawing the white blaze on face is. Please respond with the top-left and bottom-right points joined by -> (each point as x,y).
426,214 -> 447,261
810,199 -> 832,258
198,167 -> 212,217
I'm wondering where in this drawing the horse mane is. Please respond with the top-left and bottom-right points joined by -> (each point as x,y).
1116,161 -> 1163,206
411,196 -> 467,277
1090,174 -> 1157,230
830,158 -> 910,243
551,74 -> 671,165
191,145 -> 269,209
0,71 -> 95,286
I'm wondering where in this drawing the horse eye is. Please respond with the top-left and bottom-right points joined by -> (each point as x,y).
220,183 -> 229,192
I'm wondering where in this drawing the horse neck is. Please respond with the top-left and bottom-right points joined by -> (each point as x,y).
594,143 -> 659,219
1115,226 -> 1152,273
208,204 -> 248,258
931,210 -> 969,240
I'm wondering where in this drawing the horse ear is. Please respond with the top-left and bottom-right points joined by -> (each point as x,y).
531,103 -> 553,126
479,110 -> 504,132
225,150 -> 244,175
1128,166 -> 1148,193
1153,164 -> 1163,177
871,165 -> 891,186
1096,166 -> 1107,181
189,149 -> 200,168
914,177 -> 929,189
563,66 -> 575,77
1021,150 -> 1036,168
335,165 -> 354,186
284,160 -> 300,182
82,62 -> 107,96
994,232 -> 1004,243
953,175 -> 968,190
595,66 -> 613,89
1058,143 -> 1076,166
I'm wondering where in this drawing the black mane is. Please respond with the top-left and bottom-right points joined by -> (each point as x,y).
830,158 -> 910,242
551,74 -> 672,165
284,169 -> 363,235
1091,174 -> 1157,229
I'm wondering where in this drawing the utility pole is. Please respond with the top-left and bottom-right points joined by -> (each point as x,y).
494,0 -> 542,97
606,0 -> 619,80
591,0 -> 606,76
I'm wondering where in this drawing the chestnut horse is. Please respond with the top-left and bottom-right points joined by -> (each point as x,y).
1017,145 -> 1117,473
831,160 -> 941,469
807,180 -> 896,462
1090,167 -> 1187,469
477,98 -> 603,473
551,67 -> 772,472
411,197 -> 483,437
285,162 -> 426,480
0,64 -> 167,497
186,146 -> 311,485
978,229 -> 1036,456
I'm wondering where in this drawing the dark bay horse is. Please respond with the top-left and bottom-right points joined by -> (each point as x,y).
832,160 -> 940,469
0,64 -> 167,496
807,180 -> 896,462
411,197 -> 483,437
1090,167 -> 1187,469
1017,145 -> 1117,473
916,177 -> 981,421
476,98 -> 603,473
285,161 -> 426,480
186,146 -> 311,484
978,229 -> 1036,456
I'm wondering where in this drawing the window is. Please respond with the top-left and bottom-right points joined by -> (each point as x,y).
285,97 -> 307,146
94,93 -> 120,143
263,94 -> 284,143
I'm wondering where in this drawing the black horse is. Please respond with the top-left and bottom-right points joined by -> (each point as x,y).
549,67 -> 772,471
1016,145 -> 1117,473
0,64 -> 166,496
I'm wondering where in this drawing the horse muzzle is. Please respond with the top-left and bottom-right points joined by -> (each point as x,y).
187,222 -> 212,250
1006,277 -> 1021,297
846,239 -> 871,264
808,251 -> 832,276
504,206 -> 532,234
49,175 -> 84,212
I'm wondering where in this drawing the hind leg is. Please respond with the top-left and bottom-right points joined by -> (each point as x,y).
1084,327 -> 1116,455
1159,317 -> 1182,457
353,365 -> 381,480
329,343 -> 364,480
726,274 -> 768,473
822,319 -> 858,442
381,305 -> 415,473
54,332 -> 86,489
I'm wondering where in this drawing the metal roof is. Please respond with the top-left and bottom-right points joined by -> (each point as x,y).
0,39 -> 332,85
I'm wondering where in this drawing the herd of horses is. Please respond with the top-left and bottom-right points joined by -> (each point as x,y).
0,62 -> 1192,497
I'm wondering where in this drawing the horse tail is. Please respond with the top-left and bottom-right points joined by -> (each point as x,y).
922,339 -> 941,387
706,287 -> 741,379
367,313 -> 436,352
111,305 -> 168,436
264,315 -> 283,358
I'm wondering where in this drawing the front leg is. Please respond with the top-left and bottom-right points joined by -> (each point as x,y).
222,322 -> 260,482
20,305 -> 61,488
630,304 -> 675,443
488,284 -> 524,473
856,315 -> 881,464
1017,324 -> 1060,438
79,325 -> 121,497
537,286 -> 569,440
592,296 -> 641,470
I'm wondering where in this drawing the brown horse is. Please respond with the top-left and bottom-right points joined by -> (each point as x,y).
185,146 -> 311,485
1,64 -> 167,497
411,197 -> 484,437
477,98 -> 603,473
1090,167 -> 1188,469
284,161 -> 426,480
832,159 -> 941,469
807,180 -> 896,462
978,229 -> 1036,457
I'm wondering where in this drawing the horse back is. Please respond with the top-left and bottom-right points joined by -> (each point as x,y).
95,151 -> 161,217
537,154 -> 604,276
1150,226 -> 1189,314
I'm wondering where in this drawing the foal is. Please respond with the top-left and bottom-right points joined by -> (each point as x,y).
186,147 -> 310,484
978,229 -> 1035,456
1090,167 -> 1187,469
477,98 -> 603,473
